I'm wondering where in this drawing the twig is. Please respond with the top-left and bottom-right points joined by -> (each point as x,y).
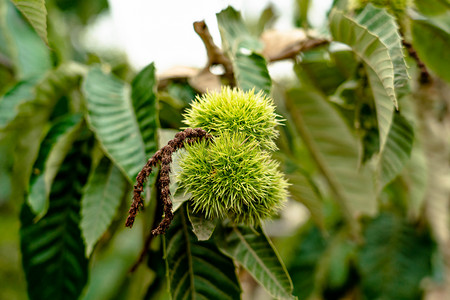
267,38 -> 329,62
193,20 -> 235,85
402,40 -> 430,84
126,128 -> 212,235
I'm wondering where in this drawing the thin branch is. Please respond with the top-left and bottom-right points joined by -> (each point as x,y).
402,40 -> 430,84
267,38 -> 329,62
193,20 -> 235,85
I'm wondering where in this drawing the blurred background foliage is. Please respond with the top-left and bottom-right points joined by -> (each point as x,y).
1,0 -> 450,299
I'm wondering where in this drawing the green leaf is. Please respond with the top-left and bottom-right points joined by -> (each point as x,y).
11,0 -> 48,45
284,165 -> 324,230
27,113 -> 83,218
217,225 -> 295,300
403,143 -> 428,219
329,7 -> 398,151
80,156 -> 128,256
378,113 -> 414,190
294,48 -> 352,95
288,224 -> 327,299
2,1 -> 51,78
217,6 -> 271,94
357,212 -> 434,299
20,139 -> 91,300
82,63 -> 159,183
131,63 -> 159,157
414,0 -> 450,16
0,62 -> 86,205
254,4 -> 277,35
0,78 -> 38,128
412,18 -> 450,83
164,206 -> 241,300
355,4 -> 409,91
187,204 -> 216,241
286,88 -> 377,219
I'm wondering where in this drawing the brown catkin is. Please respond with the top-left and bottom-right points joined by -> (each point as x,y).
125,128 -> 212,235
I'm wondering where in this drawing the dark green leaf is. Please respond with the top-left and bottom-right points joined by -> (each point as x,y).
11,0 -> 48,45
2,1 -> 51,78
379,113 -> 414,190
131,63 -> 159,157
0,62 -> 86,205
288,225 -> 327,299
357,213 -> 434,299
20,139 -> 91,300
329,7 -> 398,151
355,4 -> 409,91
0,79 -> 38,128
217,225 -> 295,300
165,206 -> 241,300
414,0 -> 450,16
286,89 -> 377,218
27,113 -> 83,218
412,18 -> 450,83
83,64 -> 159,183
217,6 -> 271,94
80,156 -> 128,256
295,48 -> 350,95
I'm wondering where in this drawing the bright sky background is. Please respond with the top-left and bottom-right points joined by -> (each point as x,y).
83,0 -> 333,73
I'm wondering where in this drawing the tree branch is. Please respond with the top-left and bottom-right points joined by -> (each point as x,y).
402,41 -> 430,84
267,37 -> 329,62
193,20 -> 235,85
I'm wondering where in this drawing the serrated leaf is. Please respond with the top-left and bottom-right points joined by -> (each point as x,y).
3,1 -> 51,78
11,0 -> 48,45
355,4 -> 409,91
165,205 -> 241,300
378,113 -> 414,190
411,18 -> 450,83
217,6 -> 271,94
20,139 -> 91,300
217,225 -> 295,300
82,63 -> 159,183
0,62 -> 86,205
329,7 -> 397,152
286,88 -> 377,218
80,156 -> 128,256
187,204 -> 216,241
357,213 -> 434,299
27,113 -> 83,218
131,63 -> 159,156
